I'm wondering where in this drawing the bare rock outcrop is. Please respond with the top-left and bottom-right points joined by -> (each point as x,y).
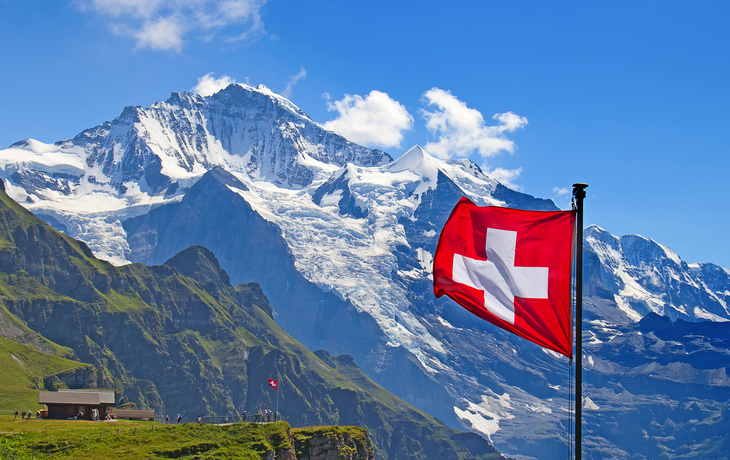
292,426 -> 374,460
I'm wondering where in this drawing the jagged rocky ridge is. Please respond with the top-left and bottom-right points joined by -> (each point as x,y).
1,84 -> 729,459
0,181 -> 503,460
584,225 -> 730,322
4,83 -> 389,196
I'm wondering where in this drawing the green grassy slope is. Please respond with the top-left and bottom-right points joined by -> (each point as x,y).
0,335 -> 92,410
0,417 -> 296,459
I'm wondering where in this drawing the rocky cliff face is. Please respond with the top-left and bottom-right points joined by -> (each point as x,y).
577,311 -> 730,458
42,366 -> 98,390
292,426 -> 374,460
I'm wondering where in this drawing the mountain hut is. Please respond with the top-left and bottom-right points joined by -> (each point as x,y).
38,389 -> 115,420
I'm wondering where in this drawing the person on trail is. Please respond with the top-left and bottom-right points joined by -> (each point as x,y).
21,410 -> 26,420
243,410 -> 247,421
166,415 -> 170,425
177,414 -> 181,424
14,409 -> 18,420
197,415 -> 202,424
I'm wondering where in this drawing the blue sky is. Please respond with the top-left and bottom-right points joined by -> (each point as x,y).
1,1 -> 729,268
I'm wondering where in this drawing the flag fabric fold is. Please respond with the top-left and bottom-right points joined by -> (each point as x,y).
433,197 -> 575,357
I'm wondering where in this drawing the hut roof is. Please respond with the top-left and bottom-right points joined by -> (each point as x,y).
39,389 -> 115,405
57,389 -> 115,404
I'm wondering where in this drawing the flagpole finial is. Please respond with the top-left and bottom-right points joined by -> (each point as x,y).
572,183 -> 588,198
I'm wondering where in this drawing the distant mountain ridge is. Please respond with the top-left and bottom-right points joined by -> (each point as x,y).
584,225 -> 730,323
1,83 -> 729,459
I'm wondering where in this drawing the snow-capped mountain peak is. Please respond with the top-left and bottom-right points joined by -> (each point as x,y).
1,139 -> 85,177
388,145 -> 438,176
585,224 -> 730,322
0,81 -> 392,200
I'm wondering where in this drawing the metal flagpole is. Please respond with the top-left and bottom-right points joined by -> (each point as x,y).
572,183 -> 588,460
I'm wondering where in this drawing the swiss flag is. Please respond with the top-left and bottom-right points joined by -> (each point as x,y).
268,378 -> 278,390
433,197 -> 575,357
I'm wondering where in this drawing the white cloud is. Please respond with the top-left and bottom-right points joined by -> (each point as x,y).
134,17 -> 184,51
75,0 -> 268,51
77,0 -> 164,18
420,88 -> 528,160
217,0 -> 262,22
494,111 -> 529,132
193,73 -> 236,97
322,91 -> 413,149
486,167 -> 523,190
281,67 -> 307,98
553,187 -> 570,196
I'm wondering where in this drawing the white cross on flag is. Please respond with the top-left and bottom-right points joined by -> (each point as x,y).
433,197 -> 576,357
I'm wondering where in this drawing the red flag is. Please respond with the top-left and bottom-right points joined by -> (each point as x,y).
433,197 -> 575,357
268,378 -> 278,390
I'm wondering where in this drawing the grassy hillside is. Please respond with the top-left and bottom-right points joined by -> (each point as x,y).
0,417 -> 296,459
0,335 -> 93,410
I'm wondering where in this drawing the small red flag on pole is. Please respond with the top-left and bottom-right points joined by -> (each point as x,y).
268,378 -> 278,390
